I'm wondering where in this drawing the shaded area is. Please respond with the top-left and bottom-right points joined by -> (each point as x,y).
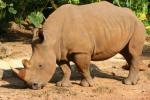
143,36 -> 150,57
0,32 -> 32,43
0,22 -> 33,43
0,69 -> 26,89
50,63 -> 124,85
1,63 -> 124,89
1,78 -> 27,89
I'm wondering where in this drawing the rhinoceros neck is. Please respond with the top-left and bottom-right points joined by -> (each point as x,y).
42,7 -> 68,61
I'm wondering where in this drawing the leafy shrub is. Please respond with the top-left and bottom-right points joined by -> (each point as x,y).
0,0 -> 17,22
113,0 -> 150,35
0,0 -> 150,35
0,0 -> 48,27
27,11 -> 45,28
55,0 -> 101,5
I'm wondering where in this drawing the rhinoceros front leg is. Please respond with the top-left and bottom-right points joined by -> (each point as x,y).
74,54 -> 94,87
56,62 -> 72,87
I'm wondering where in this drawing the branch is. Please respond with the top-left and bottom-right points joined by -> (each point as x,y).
49,0 -> 58,10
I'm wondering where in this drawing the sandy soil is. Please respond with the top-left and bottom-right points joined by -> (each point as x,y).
0,41 -> 149,100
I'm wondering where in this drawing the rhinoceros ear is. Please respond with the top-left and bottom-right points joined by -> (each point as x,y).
32,28 -> 44,44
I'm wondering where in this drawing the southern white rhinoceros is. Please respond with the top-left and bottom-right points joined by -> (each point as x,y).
12,1 -> 147,89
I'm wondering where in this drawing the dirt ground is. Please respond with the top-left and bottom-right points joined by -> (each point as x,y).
0,37 -> 149,100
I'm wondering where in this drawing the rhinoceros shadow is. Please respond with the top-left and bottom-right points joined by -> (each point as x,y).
0,69 -> 27,89
1,63 -> 125,89
50,63 -> 125,84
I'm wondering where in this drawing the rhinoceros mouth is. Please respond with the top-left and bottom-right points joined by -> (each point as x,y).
11,67 -> 46,90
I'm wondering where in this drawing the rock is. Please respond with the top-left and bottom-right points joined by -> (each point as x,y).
0,58 -> 24,70
0,58 -> 26,79
0,45 -> 12,59
112,54 -> 124,59
0,69 -> 4,80
111,72 -> 116,76
143,60 -> 150,69
7,21 -> 32,34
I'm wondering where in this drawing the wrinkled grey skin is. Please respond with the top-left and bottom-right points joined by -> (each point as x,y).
13,1 -> 147,90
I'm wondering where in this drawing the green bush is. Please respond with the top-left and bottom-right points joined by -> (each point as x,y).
0,0 -> 150,35
27,11 -> 45,28
0,0 -> 17,22
113,0 -> 150,35
0,0 -> 48,27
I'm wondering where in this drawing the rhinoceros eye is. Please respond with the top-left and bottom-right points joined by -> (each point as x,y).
39,64 -> 42,68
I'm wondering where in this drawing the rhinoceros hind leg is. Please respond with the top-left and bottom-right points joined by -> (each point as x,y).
56,62 -> 72,87
122,25 -> 146,85
120,45 -> 132,70
74,54 -> 94,87
121,45 -> 147,71
123,65 -> 140,85
122,54 -> 141,85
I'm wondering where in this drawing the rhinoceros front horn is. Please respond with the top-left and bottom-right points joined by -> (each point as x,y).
11,68 -> 26,80
10,59 -> 30,81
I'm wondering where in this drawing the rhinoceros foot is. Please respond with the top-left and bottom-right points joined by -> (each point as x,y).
56,80 -> 72,87
80,79 -> 94,87
123,68 -> 140,85
123,77 -> 139,85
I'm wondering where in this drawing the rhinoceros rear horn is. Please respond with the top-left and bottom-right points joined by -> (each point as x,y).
11,68 -> 26,80
32,28 -> 44,44
22,59 -> 31,68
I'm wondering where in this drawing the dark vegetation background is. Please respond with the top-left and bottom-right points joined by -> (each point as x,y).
0,0 -> 150,36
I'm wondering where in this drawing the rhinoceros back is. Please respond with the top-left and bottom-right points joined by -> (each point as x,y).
59,2 -> 139,60
43,2 -> 144,61
78,2 -> 137,60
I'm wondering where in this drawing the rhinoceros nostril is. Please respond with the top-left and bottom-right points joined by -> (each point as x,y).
33,83 -> 38,87
32,83 -> 39,89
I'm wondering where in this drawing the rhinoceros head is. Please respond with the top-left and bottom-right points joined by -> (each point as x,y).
12,28 -> 56,89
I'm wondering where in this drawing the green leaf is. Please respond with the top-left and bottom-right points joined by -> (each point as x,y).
27,11 -> 45,28
9,3 -> 13,7
0,0 -> 6,9
113,0 -> 121,7
68,0 -> 80,4
72,0 -> 80,4
8,7 -> 17,14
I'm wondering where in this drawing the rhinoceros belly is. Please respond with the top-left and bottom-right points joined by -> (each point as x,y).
91,31 -> 131,61
90,22 -> 133,61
